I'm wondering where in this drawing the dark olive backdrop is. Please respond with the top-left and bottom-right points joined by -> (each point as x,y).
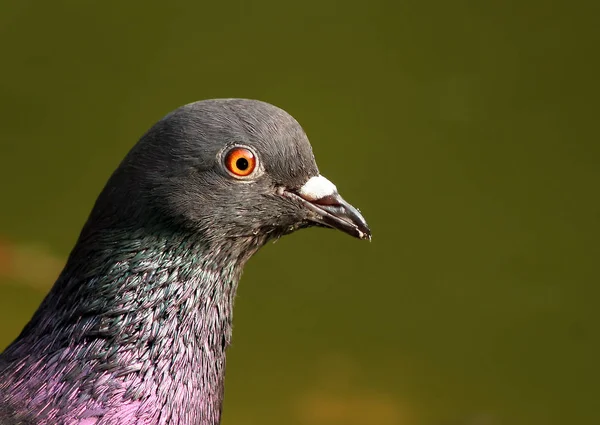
0,1 -> 598,424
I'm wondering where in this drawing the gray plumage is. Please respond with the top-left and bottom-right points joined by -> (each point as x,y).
0,99 -> 370,425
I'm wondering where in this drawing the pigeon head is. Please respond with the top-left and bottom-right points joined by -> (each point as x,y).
86,98 -> 370,245
0,99 -> 371,425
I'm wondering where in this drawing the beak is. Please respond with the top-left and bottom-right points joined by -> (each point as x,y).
282,175 -> 371,241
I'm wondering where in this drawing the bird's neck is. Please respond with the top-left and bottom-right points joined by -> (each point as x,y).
1,227 -> 261,425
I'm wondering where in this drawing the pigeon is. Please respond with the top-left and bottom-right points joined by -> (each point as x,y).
0,99 -> 370,425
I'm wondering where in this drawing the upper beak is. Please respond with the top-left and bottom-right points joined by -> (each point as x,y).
282,175 -> 371,241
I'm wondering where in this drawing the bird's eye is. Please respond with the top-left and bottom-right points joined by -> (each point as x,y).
224,147 -> 257,177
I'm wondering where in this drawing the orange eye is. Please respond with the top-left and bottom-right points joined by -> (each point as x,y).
224,147 -> 257,177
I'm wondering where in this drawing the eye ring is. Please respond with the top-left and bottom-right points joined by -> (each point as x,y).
223,146 -> 258,178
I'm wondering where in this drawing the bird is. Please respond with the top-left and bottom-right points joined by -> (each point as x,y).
0,99 -> 370,425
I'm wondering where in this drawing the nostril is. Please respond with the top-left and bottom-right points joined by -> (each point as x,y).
310,194 -> 341,206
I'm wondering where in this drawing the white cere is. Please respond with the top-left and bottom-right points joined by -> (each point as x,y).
298,175 -> 338,201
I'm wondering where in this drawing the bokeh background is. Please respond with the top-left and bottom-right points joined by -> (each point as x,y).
1,1 -> 598,424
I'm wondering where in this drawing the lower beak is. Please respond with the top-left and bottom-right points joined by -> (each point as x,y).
282,175 -> 371,241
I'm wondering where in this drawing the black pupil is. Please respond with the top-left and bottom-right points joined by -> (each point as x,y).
236,157 -> 249,171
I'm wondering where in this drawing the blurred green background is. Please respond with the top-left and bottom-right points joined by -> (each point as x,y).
0,1 -> 598,424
